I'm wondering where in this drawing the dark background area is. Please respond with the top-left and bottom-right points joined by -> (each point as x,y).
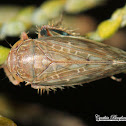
0,0 -> 126,126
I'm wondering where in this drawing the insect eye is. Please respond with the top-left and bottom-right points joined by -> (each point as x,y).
40,28 -> 48,36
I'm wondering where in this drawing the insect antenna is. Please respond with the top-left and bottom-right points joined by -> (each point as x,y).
4,39 -> 12,48
1,76 -> 8,81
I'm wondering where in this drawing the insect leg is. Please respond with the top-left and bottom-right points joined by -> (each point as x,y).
110,76 -> 122,82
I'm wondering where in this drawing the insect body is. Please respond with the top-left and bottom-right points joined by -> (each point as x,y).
3,26 -> 126,93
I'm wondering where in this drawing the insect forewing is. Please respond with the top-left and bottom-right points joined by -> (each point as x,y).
31,36 -> 126,88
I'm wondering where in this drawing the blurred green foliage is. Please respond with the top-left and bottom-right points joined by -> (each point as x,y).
0,46 -> 10,65
86,5 -> 126,41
